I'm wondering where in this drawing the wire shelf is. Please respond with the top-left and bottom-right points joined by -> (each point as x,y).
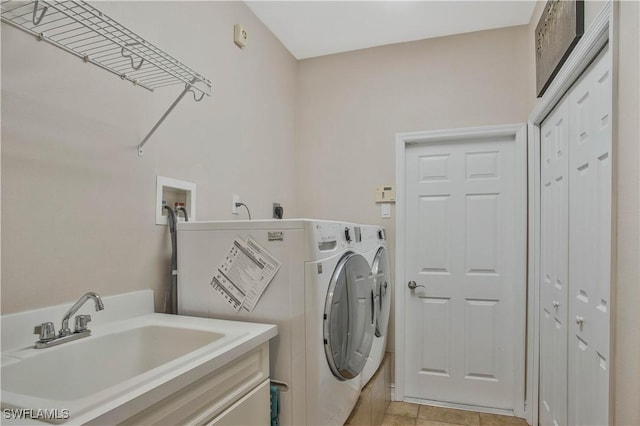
1,0 -> 212,95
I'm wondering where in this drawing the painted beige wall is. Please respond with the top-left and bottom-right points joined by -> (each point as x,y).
1,1 -> 298,313
296,25 -> 529,221
296,25 -> 530,352
528,1 -> 640,424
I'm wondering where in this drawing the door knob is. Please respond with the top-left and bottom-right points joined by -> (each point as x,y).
552,300 -> 560,308
575,315 -> 585,327
408,281 -> 424,290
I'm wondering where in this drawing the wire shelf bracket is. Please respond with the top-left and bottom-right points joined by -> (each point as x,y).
1,0 -> 213,157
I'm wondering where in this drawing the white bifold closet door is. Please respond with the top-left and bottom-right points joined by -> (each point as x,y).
539,99 -> 569,426
539,45 -> 612,426
566,45 -> 612,426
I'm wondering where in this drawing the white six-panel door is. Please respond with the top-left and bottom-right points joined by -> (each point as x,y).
404,134 -> 524,410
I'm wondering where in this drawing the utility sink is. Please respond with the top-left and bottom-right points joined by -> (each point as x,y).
1,299 -> 277,425
2,325 -> 223,401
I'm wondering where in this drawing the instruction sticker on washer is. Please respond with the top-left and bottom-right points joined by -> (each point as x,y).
210,236 -> 281,312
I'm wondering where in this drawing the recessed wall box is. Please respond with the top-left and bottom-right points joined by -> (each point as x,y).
375,186 -> 396,203
156,176 -> 196,225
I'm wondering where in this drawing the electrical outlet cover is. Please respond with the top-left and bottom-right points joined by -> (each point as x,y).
232,194 -> 240,214
234,24 -> 248,48
273,202 -> 283,219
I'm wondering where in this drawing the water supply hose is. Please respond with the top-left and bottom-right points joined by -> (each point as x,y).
163,205 -> 178,314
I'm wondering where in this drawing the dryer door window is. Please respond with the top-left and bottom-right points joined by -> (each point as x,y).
324,253 -> 374,381
372,246 -> 391,338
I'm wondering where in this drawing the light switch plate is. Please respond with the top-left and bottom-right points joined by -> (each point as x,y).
381,203 -> 391,218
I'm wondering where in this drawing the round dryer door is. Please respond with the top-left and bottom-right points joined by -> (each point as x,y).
324,253 -> 375,381
372,246 -> 391,338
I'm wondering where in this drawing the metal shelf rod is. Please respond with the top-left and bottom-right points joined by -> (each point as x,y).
138,77 -> 198,157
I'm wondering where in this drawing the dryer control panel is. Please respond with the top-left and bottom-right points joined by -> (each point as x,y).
309,221 -> 365,260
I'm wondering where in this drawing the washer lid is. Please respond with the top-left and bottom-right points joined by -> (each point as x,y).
324,253 -> 374,381
372,246 -> 391,338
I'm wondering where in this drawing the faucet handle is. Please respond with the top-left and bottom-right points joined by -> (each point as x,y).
34,322 -> 56,342
74,315 -> 92,332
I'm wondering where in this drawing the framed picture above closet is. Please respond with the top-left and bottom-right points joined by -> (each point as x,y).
535,0 -> 585,97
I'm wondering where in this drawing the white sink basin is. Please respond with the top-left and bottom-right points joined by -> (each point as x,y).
2,325 -> 223,401
1,311 -> 277,424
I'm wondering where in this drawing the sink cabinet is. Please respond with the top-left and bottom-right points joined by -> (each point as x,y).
208,379 -> 270,426
118,342 -> 270,426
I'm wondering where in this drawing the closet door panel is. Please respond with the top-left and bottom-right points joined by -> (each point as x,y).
567,46 -> 611,426
539,100 -> 569,426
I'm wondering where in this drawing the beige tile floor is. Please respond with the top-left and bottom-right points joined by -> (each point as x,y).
382,402 -> 529,426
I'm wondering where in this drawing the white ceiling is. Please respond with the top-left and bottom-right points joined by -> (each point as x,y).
245,1 -> 537,60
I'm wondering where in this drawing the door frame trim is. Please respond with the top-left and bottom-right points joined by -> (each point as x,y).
394,123 -> 528,416
526,3 -> 614,426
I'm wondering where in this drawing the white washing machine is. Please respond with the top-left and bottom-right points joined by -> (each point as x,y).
176,219 -> 375,426
360,225 -> 392,386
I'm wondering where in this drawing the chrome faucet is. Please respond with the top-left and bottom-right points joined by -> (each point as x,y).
33,292 -> 104,349
59,292 -> 104,337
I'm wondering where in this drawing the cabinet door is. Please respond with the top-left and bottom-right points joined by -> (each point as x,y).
567,45 -> 612,426
119,343 -> 270,426
539,99 -> 569,426
208,379 -> 270,426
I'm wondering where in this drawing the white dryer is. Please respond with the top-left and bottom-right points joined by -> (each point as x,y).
176,219 -> 375,426
360,225 -> 392,386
